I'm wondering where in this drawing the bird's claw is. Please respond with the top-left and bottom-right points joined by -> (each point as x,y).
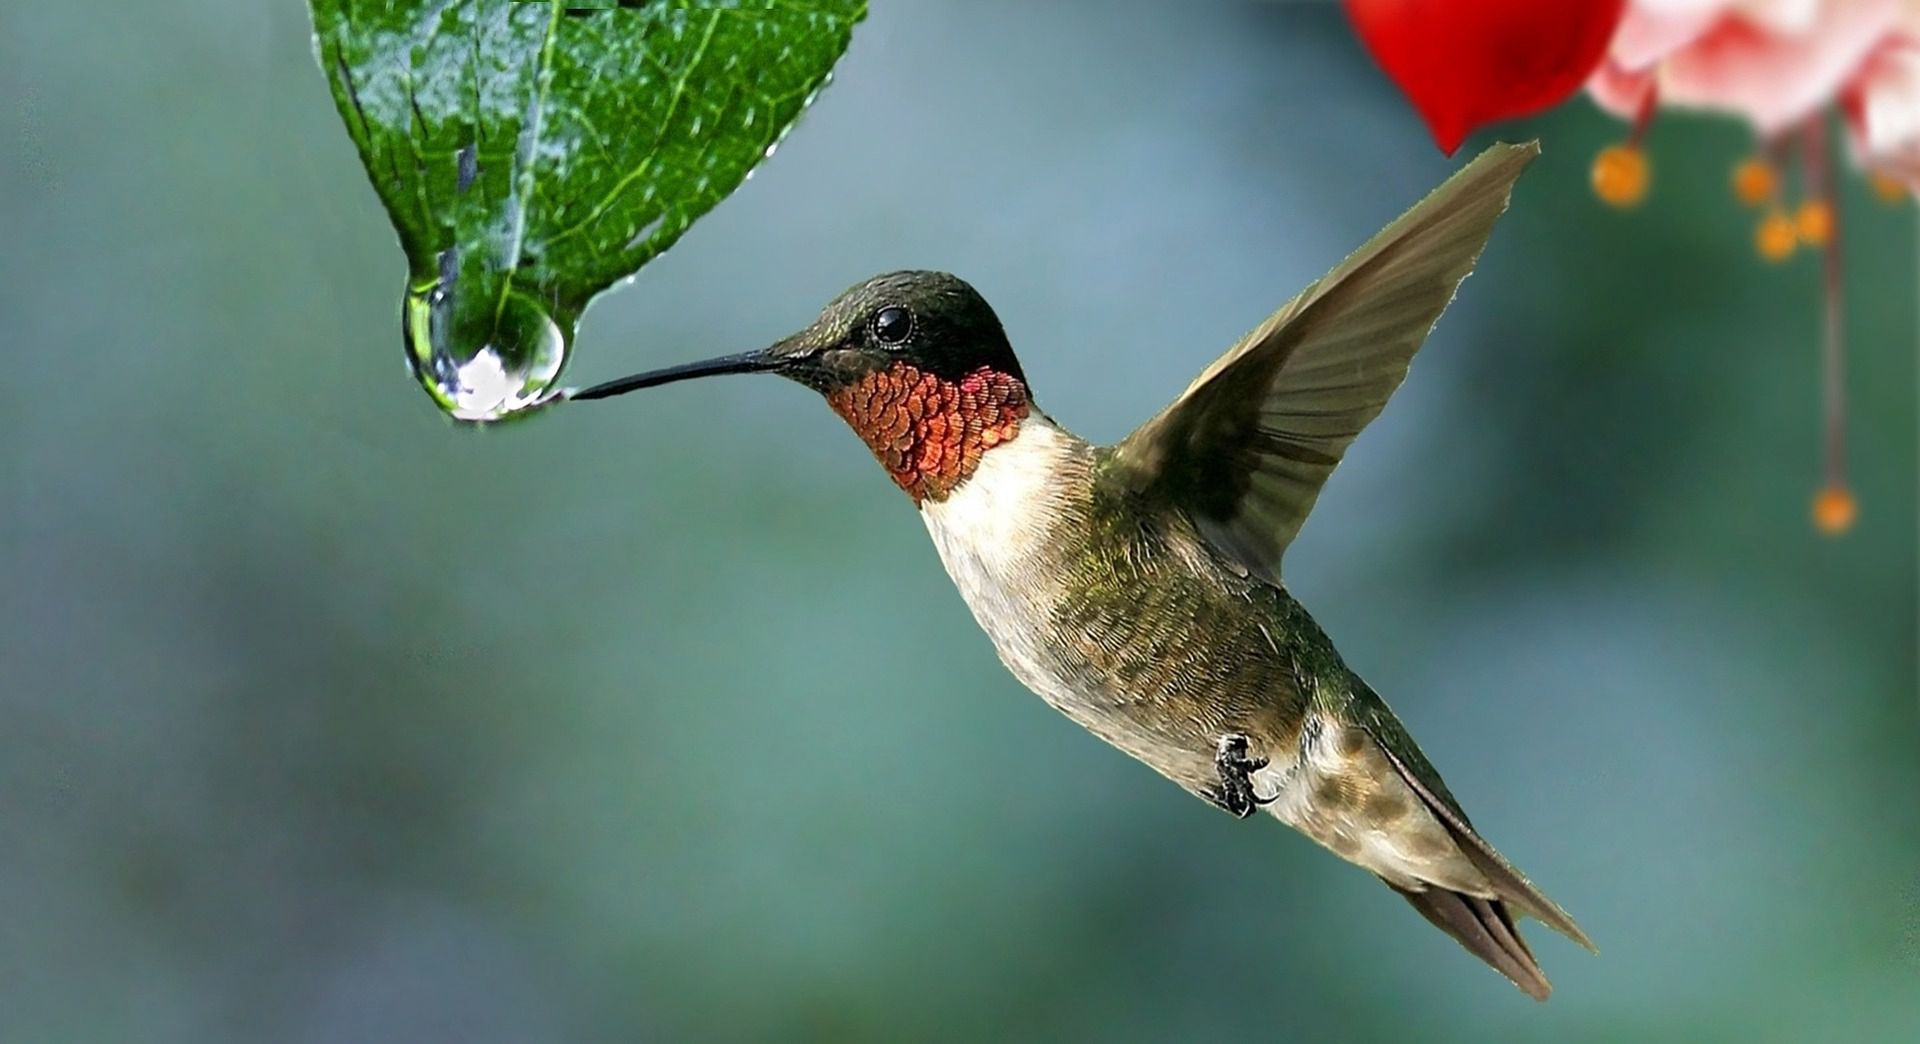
1211,733 -> 1278,819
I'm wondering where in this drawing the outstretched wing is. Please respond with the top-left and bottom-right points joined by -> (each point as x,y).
1105,142 -> 1538,581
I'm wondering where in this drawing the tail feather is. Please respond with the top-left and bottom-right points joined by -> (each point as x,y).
1346,704 -> 1594,953
1372,739 -> 1596,953
1344,707 -> 1594,998
1389,882 -> 1552,1001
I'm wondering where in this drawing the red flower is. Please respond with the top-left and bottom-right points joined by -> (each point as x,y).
1344,0 -> 1914,534
1344,0 -> 1628,153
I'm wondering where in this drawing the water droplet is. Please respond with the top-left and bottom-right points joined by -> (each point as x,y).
405,277 -> 569,423
623,213 -> 665,251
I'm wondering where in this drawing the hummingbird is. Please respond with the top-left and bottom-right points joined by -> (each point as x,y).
573,141 -> 1592,998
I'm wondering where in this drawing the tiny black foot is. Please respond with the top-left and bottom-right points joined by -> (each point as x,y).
1210,733 -> 1278,819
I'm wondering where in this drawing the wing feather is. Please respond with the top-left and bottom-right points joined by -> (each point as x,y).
1106,142 -> 1539,580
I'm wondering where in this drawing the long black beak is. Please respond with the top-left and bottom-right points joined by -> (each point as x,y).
568,349 -> 782,401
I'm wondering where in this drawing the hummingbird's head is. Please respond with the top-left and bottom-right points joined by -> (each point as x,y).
574,271 -> 1033,503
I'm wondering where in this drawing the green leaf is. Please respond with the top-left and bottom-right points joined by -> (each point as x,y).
308,0 -> 866,421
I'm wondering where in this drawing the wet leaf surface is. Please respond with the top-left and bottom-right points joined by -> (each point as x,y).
309,0 -> 865,420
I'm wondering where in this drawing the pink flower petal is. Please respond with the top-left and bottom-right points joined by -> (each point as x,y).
1847,37 -> 1920,186
1589,59 -> 1660,117
1659,0 -> 1902,133
1609,6 -> 1721,68
1739,0 -> 1825,34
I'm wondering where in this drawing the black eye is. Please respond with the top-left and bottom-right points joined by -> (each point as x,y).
869,306 -> 914,347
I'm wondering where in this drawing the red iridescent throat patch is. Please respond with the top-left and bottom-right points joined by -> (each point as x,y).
826,362 -> 1030,503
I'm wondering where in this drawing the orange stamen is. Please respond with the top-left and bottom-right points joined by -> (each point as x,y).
1732,157 -> 1777,206
1868,171 -> 1909,203
1755,207 -> 1797,261
1592,144 -> 1650,208
1794,198 -> 1834,246
1804,116 -> 1852,536
1812,485 -> 1856,535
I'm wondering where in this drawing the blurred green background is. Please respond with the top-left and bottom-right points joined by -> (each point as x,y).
4,1 -> 1917,1041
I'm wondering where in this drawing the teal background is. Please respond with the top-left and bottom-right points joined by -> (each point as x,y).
4,1 -> 1917,1040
